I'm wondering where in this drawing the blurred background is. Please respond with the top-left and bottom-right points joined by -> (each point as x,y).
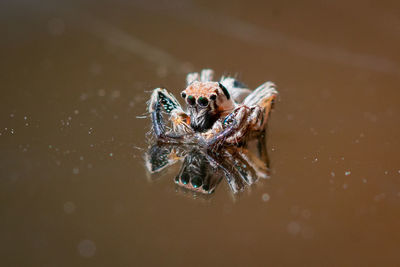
1,0 -> 400,266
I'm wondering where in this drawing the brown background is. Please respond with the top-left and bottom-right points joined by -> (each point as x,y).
1,0 -> 400,266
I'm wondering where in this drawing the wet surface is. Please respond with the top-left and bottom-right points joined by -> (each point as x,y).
1,0 -> 400,266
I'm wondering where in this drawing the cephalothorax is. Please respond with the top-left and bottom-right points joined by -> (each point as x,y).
148,69 -> 278,148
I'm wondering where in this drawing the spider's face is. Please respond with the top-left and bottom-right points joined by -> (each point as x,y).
181,81 -> 235,132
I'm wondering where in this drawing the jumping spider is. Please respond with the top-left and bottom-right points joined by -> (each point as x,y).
148,69 -> 278,147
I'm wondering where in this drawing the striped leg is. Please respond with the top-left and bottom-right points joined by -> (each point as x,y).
148,88 -> 192,140
243,82 -> 278,130
145,144 -> 184,174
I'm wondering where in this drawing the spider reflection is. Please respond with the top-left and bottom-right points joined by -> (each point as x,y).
145,136 -> 270,194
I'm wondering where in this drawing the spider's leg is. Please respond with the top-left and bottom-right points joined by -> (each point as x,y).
201,106 -> 249,148
243,81 -> 277,107
148,88 -> 189,140
243,82 -> 278,130
186,69 -> 215,84
186,72 -> 200,85
220,76 -> 252,103
200,69 -> 214,82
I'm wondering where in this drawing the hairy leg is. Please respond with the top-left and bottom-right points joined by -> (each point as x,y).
243,81 -> 277,107
243,82 -> 278,130
148,88 -> 191,140
220,76 -> 252,103
201,106 -> 249,148
186,69 -> 215,85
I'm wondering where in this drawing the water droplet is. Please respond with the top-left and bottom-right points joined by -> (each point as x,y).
77,240 -> 96,258
301,209 -> 311,219
262,193 -> 270,202
72,167 -> 79,175
111,90 -> 120,99
374,193 -> 386,202
64,201 -> 76,214
98,89 -> 106,97
288,221 -> 301,235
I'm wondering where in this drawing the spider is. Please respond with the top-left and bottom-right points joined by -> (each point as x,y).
148,69 -> 278,148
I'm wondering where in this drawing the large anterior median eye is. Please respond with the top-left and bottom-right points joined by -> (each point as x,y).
187,95 -> 196,105
197,96 -> 209,107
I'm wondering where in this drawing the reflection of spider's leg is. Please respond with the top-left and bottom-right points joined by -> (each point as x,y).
148,88 -> 190,140
256,131 -> 270,169
205,152 -> 246,193
243,82 -> 278,130
224,148 -> 258,185
145,144 -> 184,173
237,147 -> 270,179
213,144 -> 270,193
220,77 -> 252,103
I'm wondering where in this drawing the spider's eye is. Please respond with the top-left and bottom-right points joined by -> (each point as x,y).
187,95 -> 196,105
197,96 -> 209,107
210,94 -> 217,101
181,91 -> 186,98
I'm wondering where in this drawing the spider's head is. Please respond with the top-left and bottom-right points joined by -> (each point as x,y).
181,81 -> 235,132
